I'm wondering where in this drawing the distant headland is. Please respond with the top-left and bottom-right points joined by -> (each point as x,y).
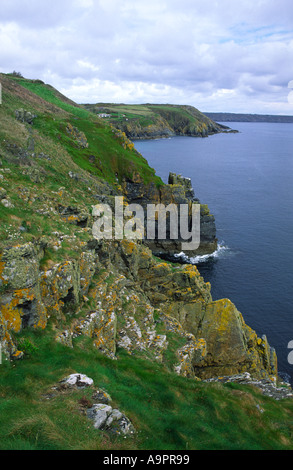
204,112 -> 293,123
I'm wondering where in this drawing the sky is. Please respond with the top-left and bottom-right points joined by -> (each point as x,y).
1,0 -> 293,114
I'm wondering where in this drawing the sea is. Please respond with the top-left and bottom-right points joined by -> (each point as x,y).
134,122 -> 293,384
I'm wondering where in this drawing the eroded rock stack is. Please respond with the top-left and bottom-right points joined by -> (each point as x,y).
121,172 -> 217,257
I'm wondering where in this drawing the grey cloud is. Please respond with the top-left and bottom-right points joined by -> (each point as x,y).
1,0 -> 293,113
0,0 -> 80,28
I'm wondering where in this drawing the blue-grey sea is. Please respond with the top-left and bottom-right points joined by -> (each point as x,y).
135,122 -> 293,383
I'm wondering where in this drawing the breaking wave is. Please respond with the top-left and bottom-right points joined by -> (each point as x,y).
173,242 -> 230,265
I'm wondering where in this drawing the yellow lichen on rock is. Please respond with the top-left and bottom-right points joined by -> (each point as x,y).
0,238 -> 279,382
1,302 -> 22,333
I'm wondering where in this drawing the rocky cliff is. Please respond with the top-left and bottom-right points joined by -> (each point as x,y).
121,171 -> 217,258
0,237 -> 278,381
83,103 -> 234,140
0,72 -> 283,391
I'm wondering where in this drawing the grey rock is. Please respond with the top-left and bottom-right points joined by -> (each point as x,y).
87,404 -> 112,429
15,108 -> 37,125
1,198 -> 14,208
0,187 -> 7,200
204,372 -> 293,400
59,373 -> 94,389
92,388 -> 112,404
87,403 -> 135,435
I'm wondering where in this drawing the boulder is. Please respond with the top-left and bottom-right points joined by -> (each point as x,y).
59,373 -> 94,389
92,389 -> 112,405
15,108 -> 37,125
87,404 -> 135,435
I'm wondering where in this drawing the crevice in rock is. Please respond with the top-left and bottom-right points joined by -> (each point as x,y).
20,300 -> 37,328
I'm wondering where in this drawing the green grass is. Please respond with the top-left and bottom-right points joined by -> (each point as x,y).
13,78 -> 90,119
1,327 -> 293,450
0,72 -> 164,250
32,112 -> 160,185
4,75 -> 162,186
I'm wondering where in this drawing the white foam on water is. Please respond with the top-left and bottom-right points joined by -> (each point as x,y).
173,242 -> 230,265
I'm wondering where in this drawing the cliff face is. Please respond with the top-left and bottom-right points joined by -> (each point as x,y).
0,237 -> 277,380
121,172 -> 217,257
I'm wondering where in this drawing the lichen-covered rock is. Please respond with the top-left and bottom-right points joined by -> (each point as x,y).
66,123 -> 88,148
204,372 -> 293,400
174,335 -> 206,378
57,204 -> 89,227
54,372 -> 135,434
192,299 -> 278,379
0,242 -> 43,290
40,259 -> 80,316
0,236 -> 281,384
55,329 -> 73,348
92,388 -> 112,405
0,242 -> 47,354
87,404 -> 135,435
22,167 -> 45,183
0,241 -> 98,357
121,172 -> 217,258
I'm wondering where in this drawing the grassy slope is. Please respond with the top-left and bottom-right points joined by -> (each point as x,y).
1,74 -> 293,451
1,327 -> 293,451
0,74 -> 161,184
0,74 -> 162,250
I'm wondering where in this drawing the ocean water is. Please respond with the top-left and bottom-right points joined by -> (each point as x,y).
135,123 -> 293,383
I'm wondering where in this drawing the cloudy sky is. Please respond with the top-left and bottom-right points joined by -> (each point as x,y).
1,0 -> 293,114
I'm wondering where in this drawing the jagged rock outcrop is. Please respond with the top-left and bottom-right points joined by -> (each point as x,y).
15,108 -> 37,125
66,123 -> 89,149
0,237 -> 279,383
121,172 -> 217,258
204,373 -> 293,401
